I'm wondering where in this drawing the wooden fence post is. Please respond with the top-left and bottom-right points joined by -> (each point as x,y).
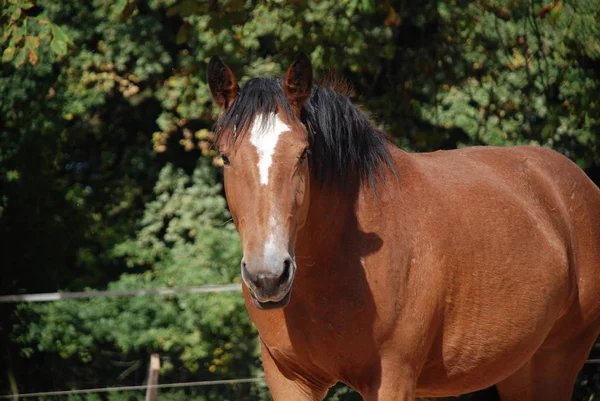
145,354 -> 160,401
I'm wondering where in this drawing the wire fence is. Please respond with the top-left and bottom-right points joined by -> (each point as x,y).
0,378 -> 266,399
1,284 -> 598,400
2,363 -> 600,399
0,284 -> 253,399
0,284 -> 242,303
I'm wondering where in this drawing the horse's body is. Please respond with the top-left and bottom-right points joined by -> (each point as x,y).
208,54 -> 600,400
247,145 -> 600,400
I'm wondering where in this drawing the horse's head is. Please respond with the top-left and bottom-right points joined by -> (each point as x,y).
208,54 -> 313,310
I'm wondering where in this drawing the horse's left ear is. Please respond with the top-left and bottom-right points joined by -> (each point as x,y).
207,56 -> 239,109
284,53 -> 313,113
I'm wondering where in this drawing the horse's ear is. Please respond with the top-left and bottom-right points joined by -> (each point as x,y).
284,53 -> 313,112
207,56 -> 239,109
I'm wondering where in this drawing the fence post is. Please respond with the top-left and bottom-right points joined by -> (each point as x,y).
145,354 -> 160,401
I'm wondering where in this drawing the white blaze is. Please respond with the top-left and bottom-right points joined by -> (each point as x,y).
262,216 -> 282,275
249,112 -> 290,185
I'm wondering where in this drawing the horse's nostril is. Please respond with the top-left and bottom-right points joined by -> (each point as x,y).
279,258 -> 292,286
241,260 -> 250,282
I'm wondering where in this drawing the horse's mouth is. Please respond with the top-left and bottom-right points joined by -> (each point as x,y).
250,289 -> 292,310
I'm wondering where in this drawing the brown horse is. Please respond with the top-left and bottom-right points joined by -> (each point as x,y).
207,53 -> 600,400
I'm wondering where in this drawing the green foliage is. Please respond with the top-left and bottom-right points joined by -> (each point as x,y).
417,0 -> 600,168
1,0 -> 72,67
15,161 -> 261,392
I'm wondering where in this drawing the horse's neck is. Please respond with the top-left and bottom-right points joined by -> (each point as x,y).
295,180 -> 361,278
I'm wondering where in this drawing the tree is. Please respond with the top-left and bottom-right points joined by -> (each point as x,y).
14,160 -> 267,400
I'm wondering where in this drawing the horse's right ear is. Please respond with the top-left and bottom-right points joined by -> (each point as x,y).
207,56 -> 239,109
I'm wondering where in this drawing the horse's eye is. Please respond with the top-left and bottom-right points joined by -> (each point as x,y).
220,153 -> 230,166
299,148 -> 310,163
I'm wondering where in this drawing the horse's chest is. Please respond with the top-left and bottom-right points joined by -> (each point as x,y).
253,303 -> 380,384
258,311 -> 347,356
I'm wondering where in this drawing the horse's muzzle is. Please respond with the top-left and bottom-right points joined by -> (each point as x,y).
241,256 -> 296,309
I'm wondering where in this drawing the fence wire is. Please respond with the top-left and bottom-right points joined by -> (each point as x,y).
0,284 -> 242,303
0,377 -> 266,399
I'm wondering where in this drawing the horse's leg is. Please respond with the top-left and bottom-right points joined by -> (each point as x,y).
495,360 -> 533,401
496,328 -> 599,401
496,354 -> 578,401
362,362 -> 416,401
260,343 -> 328,401
364,384 -> 415,401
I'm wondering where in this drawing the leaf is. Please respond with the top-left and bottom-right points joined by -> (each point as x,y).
168,0 -> 204,17
13,48 -> 27,67
50,39 -> 67,56
122,1 -> 136,20
5,170 -> 20,181
52,24 -> 70,44
176,22 -> 193,45
346,0 -> 358,17
11,8 -> 22,23
49,24 -> 70,57
113,0 -> 127,13
384,7 -> 402,27
111,0 -> 136,21
18,0 -> 35,9
358,0 -> 375,13
1,25 -> 13,44
538,2 -> 555,18
2,47 -> 15,62
24,35 -> 38,49
23,35 -> 39,64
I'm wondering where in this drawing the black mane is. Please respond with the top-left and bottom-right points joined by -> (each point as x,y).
214,77 -> 396,189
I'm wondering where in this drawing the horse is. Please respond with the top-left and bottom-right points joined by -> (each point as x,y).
207,53 -> 600,400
